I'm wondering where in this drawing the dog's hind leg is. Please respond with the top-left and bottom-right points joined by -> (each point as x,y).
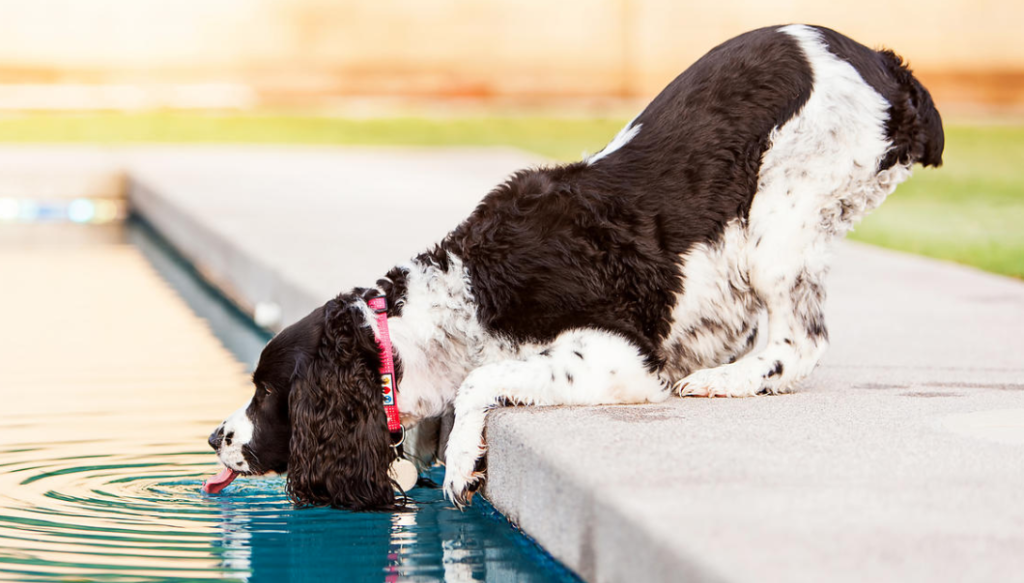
676,25 -> 912,397
442,329 -> 668,506
674,238 -> 832,398
674,248 -> 830,399
673,130 -> 839,399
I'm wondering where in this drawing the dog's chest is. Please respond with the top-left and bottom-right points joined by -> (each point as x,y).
659,222 -> 762,379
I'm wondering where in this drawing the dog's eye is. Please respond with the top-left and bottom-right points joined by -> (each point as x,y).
262,385 -> 273,395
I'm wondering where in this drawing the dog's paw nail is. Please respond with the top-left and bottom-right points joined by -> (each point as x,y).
443,483 -> 464,508
676,380 -> 712,398
443,470 -> 480,509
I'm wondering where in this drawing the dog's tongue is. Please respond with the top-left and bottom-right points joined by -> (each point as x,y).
202,467 -> 239,494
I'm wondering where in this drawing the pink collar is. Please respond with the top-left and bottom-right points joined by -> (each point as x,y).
368,296 -> 402,433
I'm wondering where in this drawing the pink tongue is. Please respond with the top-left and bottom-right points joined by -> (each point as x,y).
202,467 -> 239,494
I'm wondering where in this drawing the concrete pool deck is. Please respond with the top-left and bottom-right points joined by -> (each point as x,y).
5,146 -> 1024,582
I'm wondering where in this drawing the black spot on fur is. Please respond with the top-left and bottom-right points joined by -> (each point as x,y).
573,350 -> 584,359
566,372 -> 574,385
744,326 -> 759,348
539,348 -> 552,357
473,453 -> 488,475
806,312 -> 829,341
415,244 -> 453,272
698,317 -> 725,334
766,360 -> 784,378
376,267 -> 409,317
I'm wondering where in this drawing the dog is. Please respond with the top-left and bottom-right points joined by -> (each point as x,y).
205,24 -> 943,510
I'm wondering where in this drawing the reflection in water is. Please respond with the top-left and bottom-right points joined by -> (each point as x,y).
0,445 -> 574,582
0,221 -> 578,582
211,467 -> 557,583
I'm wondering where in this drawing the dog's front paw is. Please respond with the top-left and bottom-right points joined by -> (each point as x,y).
442,430 -> 487,508
442,460 -> 484,509
674,363 -> 766,398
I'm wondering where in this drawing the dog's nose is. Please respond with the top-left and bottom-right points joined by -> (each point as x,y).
208,426 -> 224,451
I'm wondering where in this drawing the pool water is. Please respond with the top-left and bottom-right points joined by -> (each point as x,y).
0,219 -> 580,583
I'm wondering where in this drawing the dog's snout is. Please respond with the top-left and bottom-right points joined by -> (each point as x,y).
208,425 -> 224,451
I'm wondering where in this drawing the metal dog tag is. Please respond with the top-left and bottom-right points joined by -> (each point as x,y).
389,458 -> 418,492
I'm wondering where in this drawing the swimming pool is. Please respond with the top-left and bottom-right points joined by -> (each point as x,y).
0,216 -> 580,582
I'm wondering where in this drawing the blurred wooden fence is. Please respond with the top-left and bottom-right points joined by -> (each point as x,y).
0,0 -> 1020,110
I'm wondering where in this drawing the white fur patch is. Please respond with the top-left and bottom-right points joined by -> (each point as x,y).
217,398 -> 254,472
587,114 -> 641,165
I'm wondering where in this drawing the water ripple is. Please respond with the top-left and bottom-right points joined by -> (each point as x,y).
0,443 -> 577,582
1,228 -> 578,582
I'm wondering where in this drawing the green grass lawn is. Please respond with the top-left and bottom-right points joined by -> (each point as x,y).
847,125 -> 1024,279
1,112 -> 1021,279
0,112 -> 626,161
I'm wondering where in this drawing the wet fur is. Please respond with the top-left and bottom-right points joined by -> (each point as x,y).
286,295 -> 401,510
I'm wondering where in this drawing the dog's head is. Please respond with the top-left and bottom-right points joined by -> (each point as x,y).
207,294 -> 398,510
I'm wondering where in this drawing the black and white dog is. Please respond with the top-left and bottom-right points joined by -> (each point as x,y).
206,24 -> 943,510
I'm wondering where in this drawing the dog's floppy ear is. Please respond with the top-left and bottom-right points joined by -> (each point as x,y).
286,295 -> 397,510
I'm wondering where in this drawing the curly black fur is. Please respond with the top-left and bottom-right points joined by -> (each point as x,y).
286,294 -> 399,510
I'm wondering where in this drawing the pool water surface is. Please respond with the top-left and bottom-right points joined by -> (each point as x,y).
0,219 -> 580,582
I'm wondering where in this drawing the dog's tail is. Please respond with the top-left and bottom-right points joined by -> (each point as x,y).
879,49 -> 944,169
